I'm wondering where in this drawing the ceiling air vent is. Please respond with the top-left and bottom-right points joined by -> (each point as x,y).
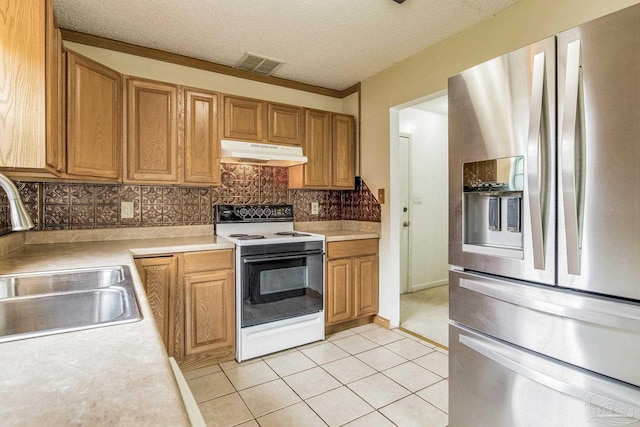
236,53 -> 284,76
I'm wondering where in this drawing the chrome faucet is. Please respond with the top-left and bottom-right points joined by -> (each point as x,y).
0,173 -> 34,231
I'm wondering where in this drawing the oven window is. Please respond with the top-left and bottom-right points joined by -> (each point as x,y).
242,252 -> 323,327
260,266 -> 306,295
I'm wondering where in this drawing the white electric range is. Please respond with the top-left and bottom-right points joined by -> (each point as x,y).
215,204 -> 325,361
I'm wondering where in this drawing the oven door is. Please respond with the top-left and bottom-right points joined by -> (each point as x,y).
241,246 -> 323,327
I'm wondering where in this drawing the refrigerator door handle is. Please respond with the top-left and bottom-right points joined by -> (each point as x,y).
561,39 -> 583,275
527,51 -> 547,270
458,331 -> 640,416
459,277 -> 640,331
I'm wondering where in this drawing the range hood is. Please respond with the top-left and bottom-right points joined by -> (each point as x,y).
220,140 -> 307,167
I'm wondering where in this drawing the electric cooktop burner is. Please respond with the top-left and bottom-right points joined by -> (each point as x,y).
229,234 -> 265,240
274,231 -> 311,237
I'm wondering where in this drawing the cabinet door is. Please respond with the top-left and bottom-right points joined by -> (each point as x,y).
135,256 -> 177,355
267,103 -> 303,145
354,255 -> 379,317
332,114 -> 355,189
126,78 -> 179,182
66,51 -> 122,179
184,88 -> 220,185
45,4 -> 65,173
184,270 -> 235,355
0,0 -> 46,169
303,109 -> 332,187
223,96 -> 263,141
326,258 -> 354,324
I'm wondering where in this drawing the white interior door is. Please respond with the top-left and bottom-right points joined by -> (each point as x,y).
399,135 -> 411,294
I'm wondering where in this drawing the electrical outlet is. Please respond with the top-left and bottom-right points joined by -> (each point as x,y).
121,201 -> 134,219
311,202 -> 319,215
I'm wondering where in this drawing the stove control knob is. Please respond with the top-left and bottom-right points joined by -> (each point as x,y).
264,208 -> 272,217
256,207 -> 264,216
239,207 -> 247,216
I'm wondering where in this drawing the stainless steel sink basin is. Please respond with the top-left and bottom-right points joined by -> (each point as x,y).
0,266 -> 142,343
0,266 -> 124,298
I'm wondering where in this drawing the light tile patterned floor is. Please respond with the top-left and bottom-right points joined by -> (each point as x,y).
183,325 -> 449,427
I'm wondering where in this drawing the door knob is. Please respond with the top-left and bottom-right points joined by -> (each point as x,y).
403,221 -> 410,227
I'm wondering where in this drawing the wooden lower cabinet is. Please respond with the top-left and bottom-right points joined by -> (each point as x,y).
135,249 -> 235,369
354,255 -> 379,317
134,256 -> 178,355
326,258 -> 354,324
184,269 -> 234,356
325,239 -> 379,332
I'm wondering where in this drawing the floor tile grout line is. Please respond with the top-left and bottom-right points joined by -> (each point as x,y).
377,360 -> 445,394
189,325 -> 449,425
412,392 -> 449,416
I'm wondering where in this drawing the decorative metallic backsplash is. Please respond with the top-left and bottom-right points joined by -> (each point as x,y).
0,165 -> 381,235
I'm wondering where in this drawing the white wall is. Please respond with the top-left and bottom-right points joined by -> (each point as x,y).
399,107 -> 448,292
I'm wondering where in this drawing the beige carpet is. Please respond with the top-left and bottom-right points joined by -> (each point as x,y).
400,285 -> 449,347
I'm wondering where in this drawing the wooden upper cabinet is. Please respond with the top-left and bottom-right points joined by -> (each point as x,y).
302,109 -> 332,187
332,114 -> 355,189
66,51 -> 122,180
267,103 -> 303,145
184,88 -> 221,185
0,0 -> 46,169
45,3 -> 65,173
126,78 -> 179,182
289,110 -> 356,190
223,96 -> 264,141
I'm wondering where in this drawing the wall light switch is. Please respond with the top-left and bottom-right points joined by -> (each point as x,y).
378,189 -> 385,204
311,202 -> 319,215
121,201 -> 134,219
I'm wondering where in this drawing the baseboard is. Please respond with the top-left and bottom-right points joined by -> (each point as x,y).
325,315 -> 375,335
409,279 -> 448,293
373,315 -> 390,329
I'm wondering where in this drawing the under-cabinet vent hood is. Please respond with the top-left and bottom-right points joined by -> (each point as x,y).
220,140 -> 307,167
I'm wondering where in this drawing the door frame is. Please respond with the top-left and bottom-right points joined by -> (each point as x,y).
389,89 -> 447,327
398,133 -> 412,295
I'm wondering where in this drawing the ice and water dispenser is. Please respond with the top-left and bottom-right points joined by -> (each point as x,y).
463,156 -> 524,258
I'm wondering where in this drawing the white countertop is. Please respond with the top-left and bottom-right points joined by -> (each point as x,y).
0,235 -> 233,425
314,229 -> 380,242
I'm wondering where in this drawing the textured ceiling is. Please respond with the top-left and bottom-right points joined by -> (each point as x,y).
53,0 -> 522,91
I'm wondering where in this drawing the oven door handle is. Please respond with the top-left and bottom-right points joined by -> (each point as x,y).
242,250 -> 324,263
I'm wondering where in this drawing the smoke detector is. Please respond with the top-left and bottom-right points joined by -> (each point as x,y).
236,53 -> 284,76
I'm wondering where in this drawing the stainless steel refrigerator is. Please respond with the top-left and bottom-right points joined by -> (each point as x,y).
448,4 -> 640,426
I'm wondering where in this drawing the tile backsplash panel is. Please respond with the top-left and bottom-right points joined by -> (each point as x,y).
0,165 -> 381,235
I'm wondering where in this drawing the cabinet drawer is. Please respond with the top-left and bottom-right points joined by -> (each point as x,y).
327,239 -> 378,260
183,249 -> 234,273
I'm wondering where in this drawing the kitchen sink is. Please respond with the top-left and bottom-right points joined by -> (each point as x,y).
0,266 -> 124,298
0,266 -> 142,343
